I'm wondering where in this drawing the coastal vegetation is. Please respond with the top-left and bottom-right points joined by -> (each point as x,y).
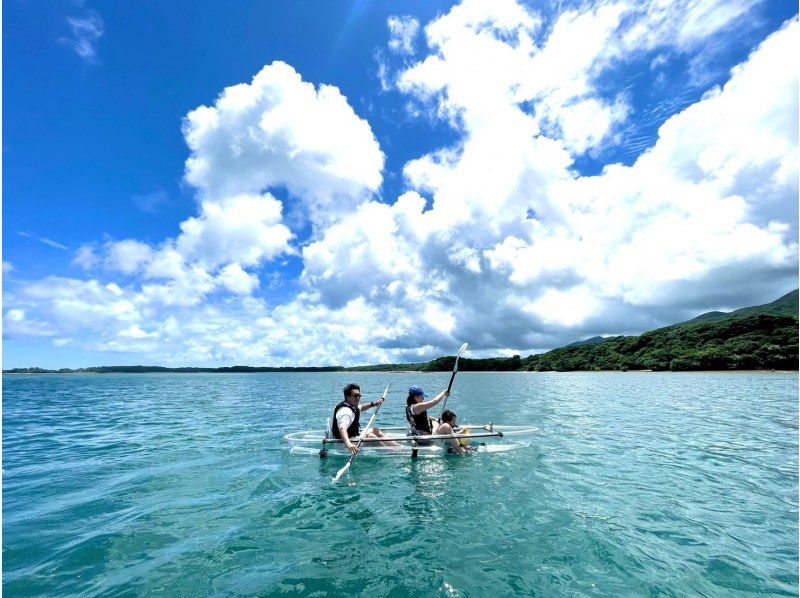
6,291 -> 796,374
521,313 -> 796,372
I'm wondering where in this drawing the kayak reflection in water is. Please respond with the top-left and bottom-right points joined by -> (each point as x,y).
331,383 -> 399,454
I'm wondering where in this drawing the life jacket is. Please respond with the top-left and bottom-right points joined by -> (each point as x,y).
331,401 -> 360,439
406,404 -> 432,435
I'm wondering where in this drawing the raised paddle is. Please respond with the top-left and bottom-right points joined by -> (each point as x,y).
441,342 -> 468,412
332,383 -> 391,482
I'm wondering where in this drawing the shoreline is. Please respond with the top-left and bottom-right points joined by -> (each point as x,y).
4,369 -> 796,375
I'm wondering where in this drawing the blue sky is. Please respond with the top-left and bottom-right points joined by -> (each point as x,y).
3,0 -> 798,368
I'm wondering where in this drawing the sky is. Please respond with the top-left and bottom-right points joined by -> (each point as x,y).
2,0 -> 798,369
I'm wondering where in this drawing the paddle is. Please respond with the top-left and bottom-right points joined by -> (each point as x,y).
332,383 -> 391,482
441,342 -> 468,412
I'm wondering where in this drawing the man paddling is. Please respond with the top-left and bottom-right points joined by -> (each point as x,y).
332,383 -> 395,454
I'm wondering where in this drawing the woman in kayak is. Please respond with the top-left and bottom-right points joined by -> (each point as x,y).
405,386 -> 449,436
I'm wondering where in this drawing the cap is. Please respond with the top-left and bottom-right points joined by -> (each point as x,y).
408,386 -> 427,398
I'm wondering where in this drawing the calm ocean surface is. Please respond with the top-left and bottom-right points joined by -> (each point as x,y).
2,372 -> 797,596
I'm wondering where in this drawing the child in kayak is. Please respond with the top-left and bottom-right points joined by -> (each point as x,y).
434,410 -> 471,455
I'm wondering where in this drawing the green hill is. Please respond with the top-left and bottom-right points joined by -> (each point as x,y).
680,289 -> 798,325
523,290 -> 798,372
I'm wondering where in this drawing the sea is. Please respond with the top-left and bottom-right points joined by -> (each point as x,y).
2,371 -> 797,596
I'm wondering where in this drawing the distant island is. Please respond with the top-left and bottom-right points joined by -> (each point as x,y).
5,290 -> 797,374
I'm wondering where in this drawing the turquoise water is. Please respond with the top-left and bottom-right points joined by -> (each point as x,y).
3,372 -> 797,596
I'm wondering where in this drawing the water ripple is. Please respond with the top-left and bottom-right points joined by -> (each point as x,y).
3,372 -> 797,596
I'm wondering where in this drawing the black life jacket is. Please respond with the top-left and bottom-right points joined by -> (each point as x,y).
331,401 -> 360,439
406,404 -> 432,435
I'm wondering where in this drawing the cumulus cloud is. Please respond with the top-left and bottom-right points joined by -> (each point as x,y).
58,63 -> 382,320
4,0 -> 797,366
183,61 -> 385,227
4,60 -> 390,363
4,278 -> 135,340
82,191 -> 293,308
478,12 -> 798,315
216,263 -> 260,295
298,1 -> 797,352
174,193 -> 292,269
105,239 -> 153,275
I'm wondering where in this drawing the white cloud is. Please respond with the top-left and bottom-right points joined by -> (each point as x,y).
301,195 -> 423,308
89,192 -> 292,307
118,325 -> 158,339
299,1 -> 797,348
139,268 -> 216,308
3,306 -> 57,338
4,1 -> 796,366
183,61 -> 385,227
216,263 -> 260,295
388,16 -> 420,55
525,287 -> 602,327
105,239 -> 153,275
175,193 -> 292,268
27,278 -> 141,329
375,49 -> 393,91
6,309 -> 25,323
2,261 -> 14,275
476,18 -> 798,312
73,245 -> 99,270
552,95 -> 629,155
60,10 -> 104,64
143,248 -> 185,280
624,0 -> 761,53
17,231 -> 68,250
65,61 -> 383,309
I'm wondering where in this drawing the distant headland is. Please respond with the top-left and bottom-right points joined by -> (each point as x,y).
5,290 -> 797,374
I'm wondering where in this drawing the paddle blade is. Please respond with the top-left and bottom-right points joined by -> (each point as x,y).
332,461 -> 350,482
445,342 -> 469,396
453,342 -> 468,374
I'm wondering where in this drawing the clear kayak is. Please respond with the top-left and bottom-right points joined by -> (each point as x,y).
284,424 -> 538,458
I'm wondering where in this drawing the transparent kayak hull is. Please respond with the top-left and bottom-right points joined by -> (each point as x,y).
284,424 -> 538,458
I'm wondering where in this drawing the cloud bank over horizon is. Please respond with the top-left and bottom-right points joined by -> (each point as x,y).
4,0 -> 798,367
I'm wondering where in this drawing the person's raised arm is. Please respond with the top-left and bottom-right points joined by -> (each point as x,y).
359,397 -> 384,412
411,390 -> 449,414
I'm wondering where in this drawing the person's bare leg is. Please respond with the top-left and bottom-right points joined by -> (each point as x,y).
369,428 -> 402,448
